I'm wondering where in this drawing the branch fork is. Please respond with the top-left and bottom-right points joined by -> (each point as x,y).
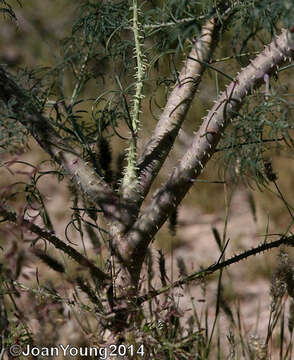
1,24 -> 294,290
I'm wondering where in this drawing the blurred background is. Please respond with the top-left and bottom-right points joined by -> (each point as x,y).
1,0 -> 294,358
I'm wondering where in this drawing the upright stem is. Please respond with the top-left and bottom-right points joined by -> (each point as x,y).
121,0 -> 145,203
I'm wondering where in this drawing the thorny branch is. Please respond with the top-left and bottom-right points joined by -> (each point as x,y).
122,28 -> 294,283
1,20 -> 294,293
136,234 -> 294,305
135,18 -> 218,217
0,204 -> 110,284
132,4 -> 237,221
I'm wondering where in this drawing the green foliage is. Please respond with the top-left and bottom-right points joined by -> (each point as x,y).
143,0 -> 206,51
71,1 -> 130,57
231,0 -> 294,58
1,1 -> 294,358
219,89 -> 294,186
0,116 -> 27,154
0,64 -> 60,154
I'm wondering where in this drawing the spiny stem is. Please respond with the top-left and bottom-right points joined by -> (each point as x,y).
131,0 -> 144,133
122,0 -> 145,200
124,28 -> 294,285
137,234 -> 294,305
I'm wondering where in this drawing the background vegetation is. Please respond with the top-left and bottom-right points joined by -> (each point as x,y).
0,0 -> 294,359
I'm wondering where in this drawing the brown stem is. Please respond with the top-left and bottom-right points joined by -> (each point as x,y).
137,234 -> 294,305
0,205 -> 110,284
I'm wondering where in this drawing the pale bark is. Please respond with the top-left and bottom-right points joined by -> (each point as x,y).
122,29 -> 294,279
136,18 -> 217,206
1,25 -> 294,291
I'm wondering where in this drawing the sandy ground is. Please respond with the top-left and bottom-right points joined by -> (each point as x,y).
158,189 -> 288,357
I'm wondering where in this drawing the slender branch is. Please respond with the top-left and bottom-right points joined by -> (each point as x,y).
0,66 -> 123,227
124,28 -> 294,279
121,0 -> 145,202
187,55 -> 234,81
70,49 -> 92,106
178,129 -> 285,152
0,205 -> 110,284
144,17 -> 201,30
142,0 -> 239,31
210,51 -> 260,64
215,137 -> 284,152
137,234 -> 294,305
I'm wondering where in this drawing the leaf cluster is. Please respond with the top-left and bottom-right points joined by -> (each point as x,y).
219,89 -> 294,186
231,0 -> 294,59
